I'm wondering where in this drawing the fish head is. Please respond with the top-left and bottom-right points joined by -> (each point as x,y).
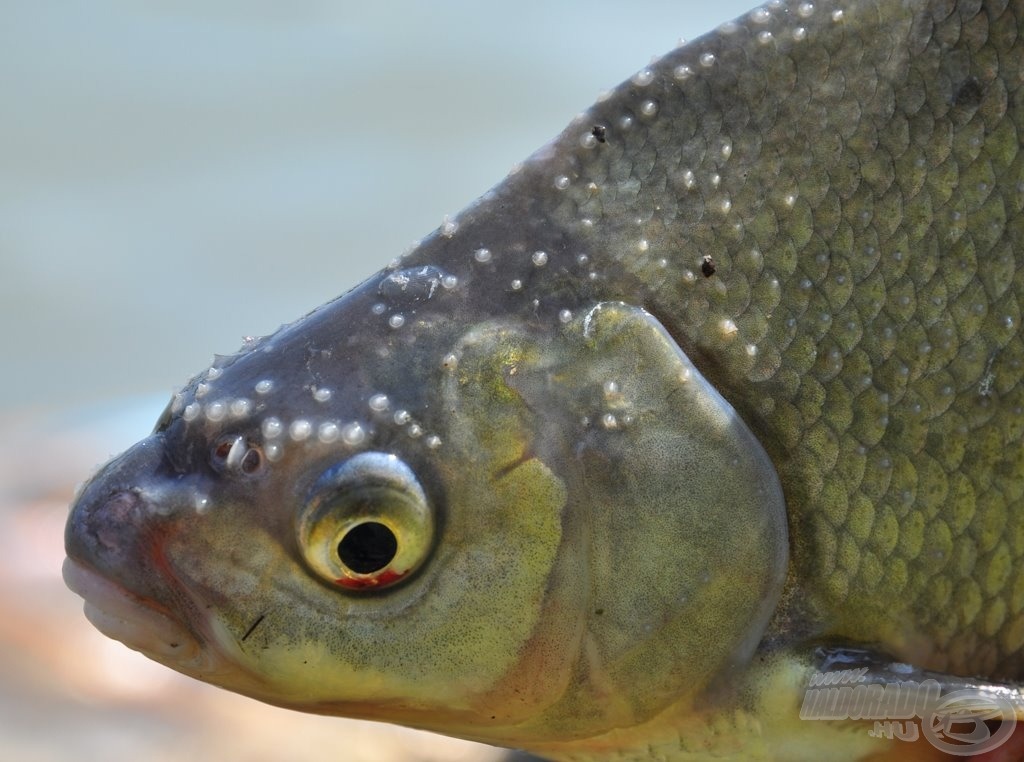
65,261 -> 788,747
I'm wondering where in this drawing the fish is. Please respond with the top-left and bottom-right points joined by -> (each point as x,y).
64,0 -> 1024,759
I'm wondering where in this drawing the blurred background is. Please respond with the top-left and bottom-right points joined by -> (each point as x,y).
1,1 -> 750,759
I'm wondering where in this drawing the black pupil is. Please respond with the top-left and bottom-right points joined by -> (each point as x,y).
338,522 -> 398,574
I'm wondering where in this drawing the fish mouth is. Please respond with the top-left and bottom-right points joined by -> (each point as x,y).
63,557 -> 217,674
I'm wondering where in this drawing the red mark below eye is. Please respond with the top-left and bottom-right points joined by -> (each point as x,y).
335,569 -> 406,590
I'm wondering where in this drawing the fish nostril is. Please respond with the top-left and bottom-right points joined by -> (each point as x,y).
89,490 -> 142,551
66,485 -> 145,566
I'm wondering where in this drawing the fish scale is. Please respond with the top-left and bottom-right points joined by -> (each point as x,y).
526,0 -> 1024,679
64,0 -> 1024,759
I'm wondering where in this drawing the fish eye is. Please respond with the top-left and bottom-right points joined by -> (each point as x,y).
298,452 -> 433,591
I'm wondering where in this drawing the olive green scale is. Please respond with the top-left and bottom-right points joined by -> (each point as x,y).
537,0 -> 1024,679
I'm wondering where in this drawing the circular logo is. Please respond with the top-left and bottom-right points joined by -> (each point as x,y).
922,689 -> 1017,756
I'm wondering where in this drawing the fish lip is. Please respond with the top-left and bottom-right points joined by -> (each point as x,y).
62,557 -> 213,672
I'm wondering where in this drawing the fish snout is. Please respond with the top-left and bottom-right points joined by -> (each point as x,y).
65,437 -> 168,585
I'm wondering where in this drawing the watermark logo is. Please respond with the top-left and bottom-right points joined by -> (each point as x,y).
800,669 -> 1018,756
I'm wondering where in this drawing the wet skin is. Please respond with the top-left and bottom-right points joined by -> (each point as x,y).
66,0 -> 1024,759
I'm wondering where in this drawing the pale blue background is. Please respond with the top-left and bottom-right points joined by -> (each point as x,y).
2,0 -> 753,428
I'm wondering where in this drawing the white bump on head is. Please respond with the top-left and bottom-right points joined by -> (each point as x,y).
750,6 -> 771,23
441,274 -> 458,289
313,387 -> 332,403
440,215 -> 458,238
532,251 -> 549,267
793,26 -> 807,41
290,420 -> 312,441
474,247 -> 492,263
559,309 -> 573,324
369,393 -> 390,412
195,383 -> 210,399
442,352 -> 459,370
700,52 -> 715,68
389,314 -> 406,329
372,303 -> 386,315
206,367 -> 223,381
554,175 -> 570,190
758,30 -> 774,44
510,278 -> 523,291
720,318 -> 738,337
407,424 -> 423,438
341,422 -> 366,446
318,422 -> 340,443
394,409 -> 411,425
631,68 -> 654,86
797,1 -> 815,17
262,417 -> 283,439
206,401 -> 227,422
640,100 -> 658,117
230,398 -> 252,418
425,434 -> 442,449
183,403 -> 201,422
266,442 -> 283,462
673,64 -> 693,82
255,380 -> 274,395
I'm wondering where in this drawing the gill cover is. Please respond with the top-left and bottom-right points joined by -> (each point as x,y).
442,302 -> 788,738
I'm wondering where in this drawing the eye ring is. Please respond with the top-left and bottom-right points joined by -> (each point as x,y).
298,452 -> 433,591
